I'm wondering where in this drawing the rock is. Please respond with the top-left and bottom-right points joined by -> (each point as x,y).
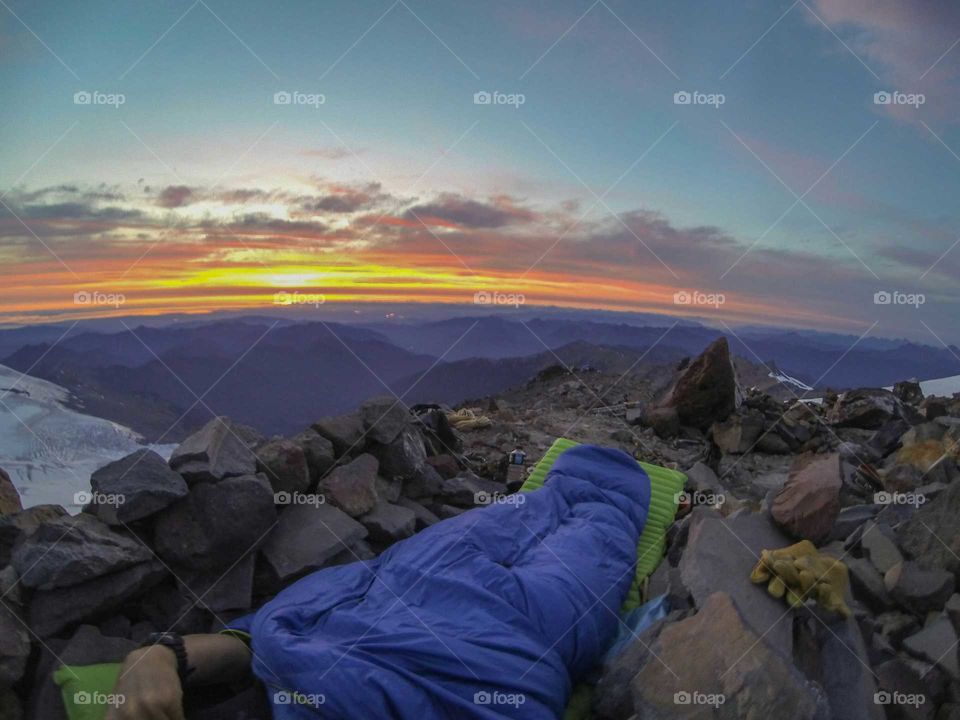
11,514 -> 152,590
829,504 -> 881,542
771,452 -> 842,543
320,454 -> 379,517
901,422 -> 946,447
757,432 -> 791,455
88,449 -> 189,524
884,464 -> 926,493
666,337 -> 739,430
326,538 -> 378,568
712,411 -> 764,454
862,521 -> 904,575
232,422 -> 267,450
829,388 -> 906,430
679,509 -> 794,655
359,396 -> 410,445
629,592 -> 818,719
396,497 -> 440,530
874,658 -> 936,720
643,406 -> 680,439
869,418 -> 910,457
684,461 -> 723,494
256,438 -> 310,494
848,557 -> 893,610
0,467 -> 21,515
169,416 -> 257,483
425,454 -> 460,480
0,504 -> 67,566
154,475 -> 276,572
436,473 -> 508,507
361,502 -> 416,544
0,569 -> 29,685
898,481 -> 960,579
260,503 -> 366,583
885,562 -> 955,615
369,426 -> 427,480
178,553 -> 255,612
429,503 -> 465,520
404,464 -> 445,499
921,397 -> 948,421
893,380 -> 924,405
292,428 -> 336,481
0,686 -> 21,720
375,476 -> 402,503
624,406 -> 644,425
947,594 -> 960,631
902,614 -> 959,681
29,560 -> 167,636
312,412 -> 365,457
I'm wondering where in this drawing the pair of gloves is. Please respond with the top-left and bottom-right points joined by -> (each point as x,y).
750,540 -> 851,617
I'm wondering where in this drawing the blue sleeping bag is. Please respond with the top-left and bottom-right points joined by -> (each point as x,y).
227,444 -> 652,719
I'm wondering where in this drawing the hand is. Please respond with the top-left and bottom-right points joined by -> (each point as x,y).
106,645 -> 185,720
750,540 -> 851,617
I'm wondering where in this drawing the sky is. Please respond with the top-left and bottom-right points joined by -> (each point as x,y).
0,0 -> 958,345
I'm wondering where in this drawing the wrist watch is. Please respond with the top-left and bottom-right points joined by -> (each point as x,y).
140,632 -> 195,684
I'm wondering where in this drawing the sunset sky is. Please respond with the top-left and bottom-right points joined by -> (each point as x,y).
1,0 -> 958,343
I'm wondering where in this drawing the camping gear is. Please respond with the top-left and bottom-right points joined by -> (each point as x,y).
53,663 -> 122,720
750,540 -> 852,617
226,444 -> 654,718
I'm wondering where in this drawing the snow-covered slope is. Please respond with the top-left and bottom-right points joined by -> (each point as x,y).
917,374 -> 960,398
0,364 -> 175,511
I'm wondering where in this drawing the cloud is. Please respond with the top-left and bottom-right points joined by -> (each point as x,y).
296,182 -> 389,215
156,185 -> 195,208
405,193 -> 538,229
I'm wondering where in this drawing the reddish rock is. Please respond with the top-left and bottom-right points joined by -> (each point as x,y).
771,452 -> 842,543
666,337 -> 738,430
0,467 -> 21,515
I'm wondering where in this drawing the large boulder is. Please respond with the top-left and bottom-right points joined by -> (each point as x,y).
629,592 -> 819,719
359,396 -> 411,445
360,502 -> 417,544
771,453 -> 842,543
292,428 -> 336,481
88,449 -> 189,524
829,389 -> 906,430
178,553 -> 256,613
666,337 -> 739,430
320,454 -> 379,517
902,614 -> 959,681
12,514 -> 152,590
261,503 -> 367,583
312,412 -> 365,457
897,481 -> 960,579
169,416 -> 257,483
370,426 -> 427,480
256,439 -> 310,495
0,567 -> 29,686
0,504 -> 67,566
0,467 -> 21,515
154,474 -> 276,572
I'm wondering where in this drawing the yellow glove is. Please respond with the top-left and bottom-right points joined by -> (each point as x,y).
750,541 -> 851,617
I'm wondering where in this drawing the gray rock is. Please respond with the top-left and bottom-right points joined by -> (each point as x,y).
884,562 -> 955,615
679,509 -> 794,656
0,569 -> 30,685
898,481 -> 960,579
430,504 -> 465,520
169,416 -> 257,483
256,438 -> 310,494
874,658 -> 936,720
154,475 -> 276,572
901,421 -> 945,447
12,514 -> 152,590
370,426 -> 427,480
0,466 -> 21,515
89,449 -> 189,524
320,454 -> 379,517
178,552 -> 256,612
359,396 -> 411,445
261,503 -> 367,582
829,504 -> 881,542
436,473 -> 508,507
883,463 -> 925,493
876,610 -> 919,645
829,388 -> 906,430
396,497 -> 440,530
404,464 -> 445,499
848,557 -> 893,610
947,594 -> 960,632
0,504 -> 67,566
29,561 -> 167,636
684,461 -> 722,494
361,502 -> 416,544
862,522 -> 904,575
868,418 -> 910,458
312,412 -> 365,457
375,476 -> 402,503
712,411 -> 763,454
326,538 -> 378,568
292,428 -> 336,481
902,614 -> 959,681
